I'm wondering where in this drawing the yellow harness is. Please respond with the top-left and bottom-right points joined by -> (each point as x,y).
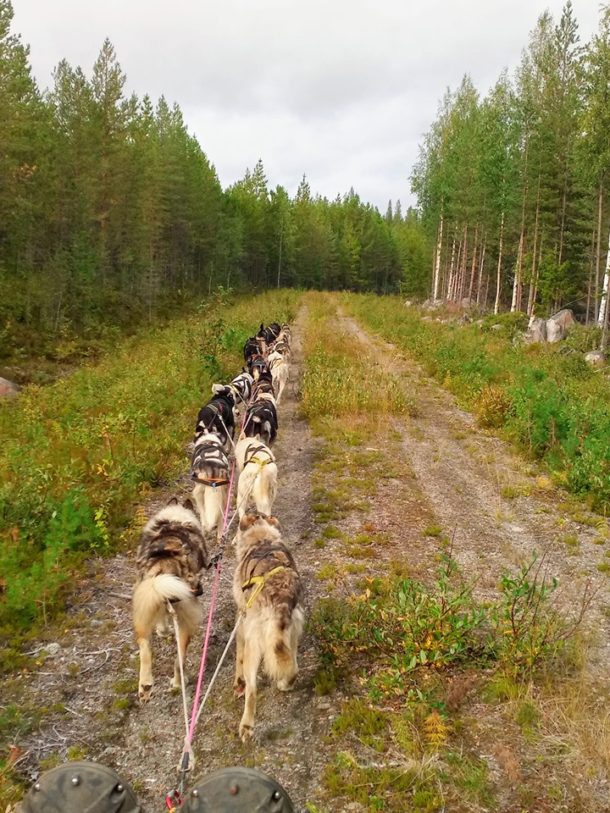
250,455 -> 271,468
242,565 -> 286,609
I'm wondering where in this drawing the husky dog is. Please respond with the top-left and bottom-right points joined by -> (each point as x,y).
243,337 -> 262,368
190,432 -> 230,539
251,369 -> 275,399
212,370 -> 253,407
235,436 -> 278,519
249,356 -> 268,381
244,398 -> 278,445
132,499 -> 209,702
256,322 -> 281,350
272,339 -> 291,359
232,513 -> 304,741
194,393 -> 235,449
267,350 -> 289,404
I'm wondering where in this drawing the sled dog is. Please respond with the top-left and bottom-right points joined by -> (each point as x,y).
235,436 -> 277,518
232,513 -> 304,741
132,499 -> 209,702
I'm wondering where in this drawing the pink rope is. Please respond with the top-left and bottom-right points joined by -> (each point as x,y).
186,457 -> 236,746
183,383 -> 256,750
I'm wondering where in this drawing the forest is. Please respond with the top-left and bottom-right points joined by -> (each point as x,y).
2,0 -> 610,355
413,2 -> 610,326
0,0 -> 425,359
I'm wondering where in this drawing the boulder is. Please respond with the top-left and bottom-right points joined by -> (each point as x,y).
584,350 -> 606,367
0,377 -> 20,397
404,299 -> 413,307
546,309 -> 575,343
524,317 -> 547,343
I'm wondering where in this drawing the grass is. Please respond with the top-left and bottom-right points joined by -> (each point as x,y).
0,289 -> 301,647
344,293 -> 610,515
299,293 -> 607,811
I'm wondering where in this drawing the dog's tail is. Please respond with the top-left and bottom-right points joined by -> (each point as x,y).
133,575 -> 192,633
251,462 -> 277,516
262,604 -> 304,687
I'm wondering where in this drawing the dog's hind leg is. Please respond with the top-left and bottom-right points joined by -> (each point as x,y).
137,635 -> 154,702
192,483 -> 206,528
233,620 -> 245,696
171,622 -> 191,692
239,638 -> 262,742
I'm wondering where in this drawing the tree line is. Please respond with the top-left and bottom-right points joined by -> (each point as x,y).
412,1 -> 610,327
0,0 -> 428,354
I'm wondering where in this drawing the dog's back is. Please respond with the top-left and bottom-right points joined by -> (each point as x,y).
235,437 -> 277,518
194,394 -> 235,446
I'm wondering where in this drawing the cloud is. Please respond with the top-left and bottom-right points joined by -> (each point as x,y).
12,0 -> 601,209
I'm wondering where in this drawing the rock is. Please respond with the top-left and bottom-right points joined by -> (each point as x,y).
585,350 -> 606,367
422,298 -> 443,311
44,642 -> 61,657
546,308 -> 575,343
404,299 -> 413,307
524,316 -> 547,343
461,297 -> 473,309
0,377 -> 20,397
490,324 -> 503,332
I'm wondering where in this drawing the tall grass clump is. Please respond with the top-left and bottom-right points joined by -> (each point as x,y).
0,289 -> 301,642
345,293 -> 610,513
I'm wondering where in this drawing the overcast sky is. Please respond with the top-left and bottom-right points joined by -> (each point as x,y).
12,0 -> 600,211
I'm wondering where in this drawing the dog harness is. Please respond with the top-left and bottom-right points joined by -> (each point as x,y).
242,566 -> 286,609
243,443 -> 274,469
191,438 -> 230,486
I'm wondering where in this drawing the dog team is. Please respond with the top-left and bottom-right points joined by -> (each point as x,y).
132,321 -> 304,741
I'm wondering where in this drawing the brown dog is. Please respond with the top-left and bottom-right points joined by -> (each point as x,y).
132,498 -> 209,702
232,513 -> 304,741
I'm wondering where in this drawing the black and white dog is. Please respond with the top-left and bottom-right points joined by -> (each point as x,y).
243,337 -> 262,367
212,371 -> 254,408
194,393 -> 235,450
243,400 -> 278,446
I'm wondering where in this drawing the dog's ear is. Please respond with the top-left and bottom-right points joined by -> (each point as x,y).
266,515 -> 281,529
239,513 -> 259,532
167,496 -> 179,506
183,498 -> 196,514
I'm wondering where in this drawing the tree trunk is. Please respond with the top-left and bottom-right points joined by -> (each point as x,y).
476,237 -> 486,306
457,225 -> 468,301
595,182 -> 603,322
447,229 -> 458,301
433,210 -> 444,300
511,229 -> 525,312
586,227 -> 596,326
599,227 -> 610,335
557,168 -> 569,272
468,224 -> 479,301
494,211 -> 505,315
277,219 -> 283,288
526,175 -> 541,316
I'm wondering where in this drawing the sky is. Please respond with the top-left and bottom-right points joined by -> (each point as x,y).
12,0 -> 600,211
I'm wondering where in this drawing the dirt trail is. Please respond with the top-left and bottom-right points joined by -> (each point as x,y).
339,308 -> 610,673
8,307 -> 335,812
